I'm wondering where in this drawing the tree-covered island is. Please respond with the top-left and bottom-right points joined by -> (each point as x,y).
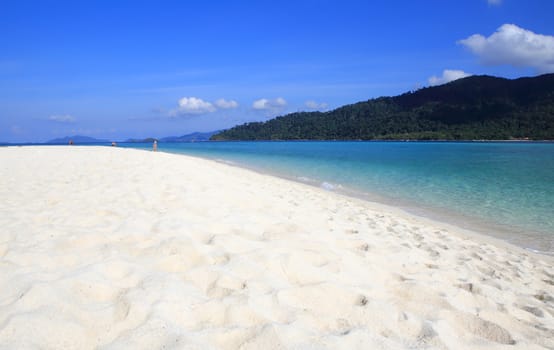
212,74 -> 554,141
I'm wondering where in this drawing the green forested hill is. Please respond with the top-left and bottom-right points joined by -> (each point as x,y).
211,74 -> 554,140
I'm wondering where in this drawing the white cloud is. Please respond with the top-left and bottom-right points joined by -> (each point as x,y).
252,97 -> 287,110
428,69 -> 472,86
458,24 -> 554,73
487,0 -> 502,6
274,97 -> 287,107
168,97 -> 240,116
305,100 -> 328,110
170,97 -> 216,116
252,98 -> 269,110
214,98 -> 239,109
48,114 -> 76,123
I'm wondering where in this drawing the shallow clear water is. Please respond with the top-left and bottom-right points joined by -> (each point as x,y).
122,141 -> 554,253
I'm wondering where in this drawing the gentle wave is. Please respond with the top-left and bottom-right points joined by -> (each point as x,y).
320,181 -> 342,191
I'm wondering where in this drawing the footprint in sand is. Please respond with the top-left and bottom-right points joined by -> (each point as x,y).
517,304 -> 544,317
210,253 -> 230,266
358,242 -> 370,252
345,228 -> 359,235
356,294 -> 369,306
113,290 -> 131,322
456,282 -> 478,294
206,283 -> 233,298
534,291 -> 554,303
422,246 -> 440,258
448,312 -> 515,345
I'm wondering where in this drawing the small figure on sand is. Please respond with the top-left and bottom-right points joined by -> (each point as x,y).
153,140 -> 158,152
111,141 -> 117,147
68,139 -> 74,145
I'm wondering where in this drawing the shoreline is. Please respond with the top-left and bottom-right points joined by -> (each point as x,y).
147,145 -> 553,258
262,167 -> 554,262
126,143 -> 554,258
1,146 -> 553,349
264,168 -> 553,257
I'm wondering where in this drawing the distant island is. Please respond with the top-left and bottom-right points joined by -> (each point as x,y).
212,73 -> 554,141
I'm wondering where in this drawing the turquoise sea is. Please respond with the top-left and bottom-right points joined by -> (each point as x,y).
122,141 -> 554,254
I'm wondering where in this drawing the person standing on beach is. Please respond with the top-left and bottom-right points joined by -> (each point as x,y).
153,140 -> 157,152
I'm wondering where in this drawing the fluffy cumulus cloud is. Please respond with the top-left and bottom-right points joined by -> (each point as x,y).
252,97 -> 287,110
214,98 -> 239,109
458,24 -> 554,73
428,69 -> 472,86
170,97 -> 216,116
304,100 -> 328,110
169,97 -> 240,116
48,114 -> 76,123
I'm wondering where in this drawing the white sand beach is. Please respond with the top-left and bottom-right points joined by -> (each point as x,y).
0,146 -> 553,349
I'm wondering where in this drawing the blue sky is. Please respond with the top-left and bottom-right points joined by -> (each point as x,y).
1,0 -> 553,142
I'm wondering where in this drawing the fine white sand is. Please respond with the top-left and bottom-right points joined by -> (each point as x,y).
0,146 -> 553,349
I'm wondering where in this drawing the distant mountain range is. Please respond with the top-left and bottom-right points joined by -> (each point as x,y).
42,131 -> 219,145
124,137 -> 158,143
125,131 -> 219,143
162,130 -> 220,142
46,135 -> 109,144
212,73 -> 554,141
